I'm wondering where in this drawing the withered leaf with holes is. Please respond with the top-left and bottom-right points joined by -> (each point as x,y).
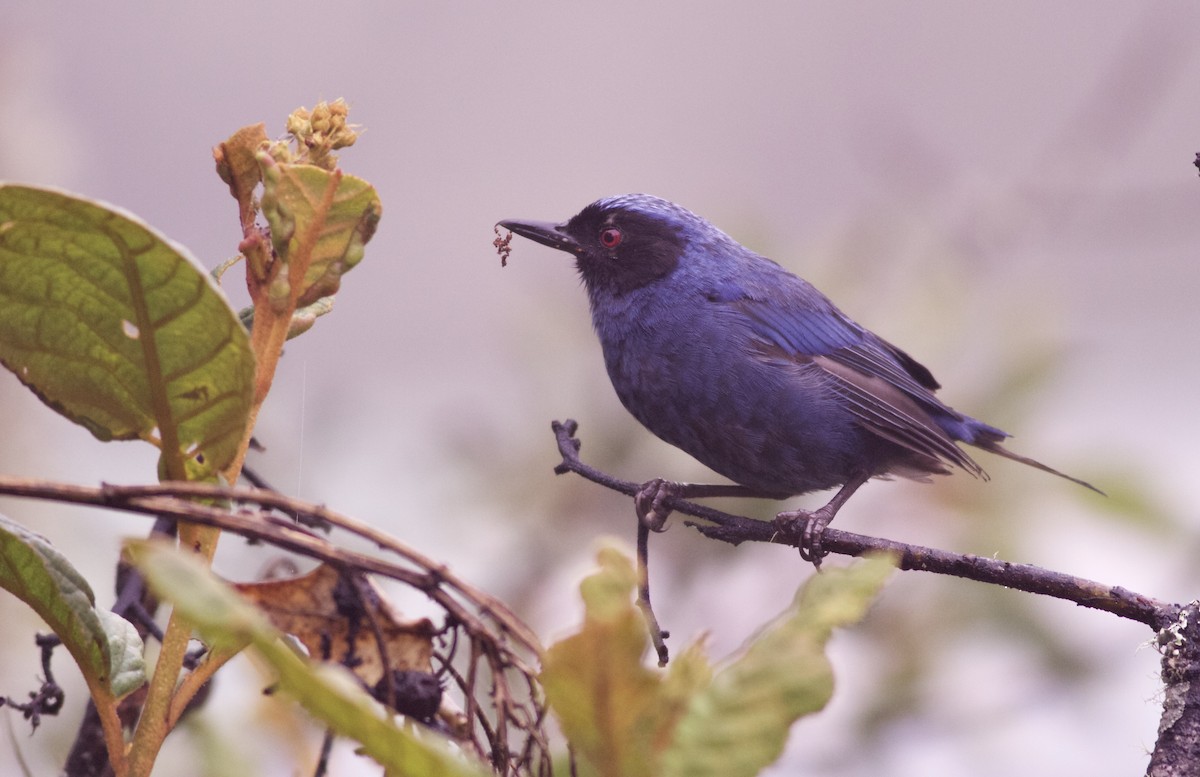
233,563 -> 436,690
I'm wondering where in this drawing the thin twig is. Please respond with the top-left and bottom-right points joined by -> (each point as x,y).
635,520 -> 670,666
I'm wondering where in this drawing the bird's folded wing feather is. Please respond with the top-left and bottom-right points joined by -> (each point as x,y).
727,281 -> 984,476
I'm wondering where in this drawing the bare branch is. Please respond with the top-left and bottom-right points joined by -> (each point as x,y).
550,419 -> 1175,632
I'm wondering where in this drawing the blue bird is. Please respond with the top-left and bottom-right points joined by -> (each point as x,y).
499,194 -> 1100,560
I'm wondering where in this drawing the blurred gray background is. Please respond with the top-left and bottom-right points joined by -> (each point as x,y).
2,2 -> 1198,775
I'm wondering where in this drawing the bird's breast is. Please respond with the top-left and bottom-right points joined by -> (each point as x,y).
588,288 -> 867,495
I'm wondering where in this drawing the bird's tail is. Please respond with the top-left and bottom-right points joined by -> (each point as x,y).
974,439 -> 1105,496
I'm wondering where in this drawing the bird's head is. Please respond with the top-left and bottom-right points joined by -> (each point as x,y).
499,194 -> 720,296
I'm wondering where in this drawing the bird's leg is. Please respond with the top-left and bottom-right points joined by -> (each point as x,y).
774,472 -> 870,567
634,478 -> 678,532
634,479 -> 777,532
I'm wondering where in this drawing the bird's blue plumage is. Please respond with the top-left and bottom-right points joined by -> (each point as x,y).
498,193 -> 1099,513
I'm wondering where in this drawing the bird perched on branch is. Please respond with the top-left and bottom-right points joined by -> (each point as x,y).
499,194 -> 1100,561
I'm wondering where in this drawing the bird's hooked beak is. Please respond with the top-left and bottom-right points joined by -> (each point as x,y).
497,219 -> 583,255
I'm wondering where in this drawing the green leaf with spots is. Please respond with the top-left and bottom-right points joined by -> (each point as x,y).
0,185 -> 255,479
0,513 -> 145,698
258,155 -> 381,309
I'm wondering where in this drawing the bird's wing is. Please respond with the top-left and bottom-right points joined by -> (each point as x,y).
724,279 -> 984,476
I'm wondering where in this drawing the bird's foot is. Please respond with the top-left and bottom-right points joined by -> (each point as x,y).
774,506 -> 836,568
635,478 -> 682,532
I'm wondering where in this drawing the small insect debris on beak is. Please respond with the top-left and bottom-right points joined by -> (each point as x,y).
493,225 -> 513,267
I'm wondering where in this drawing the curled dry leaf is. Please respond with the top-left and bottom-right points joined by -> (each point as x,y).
233,562 -> 435,689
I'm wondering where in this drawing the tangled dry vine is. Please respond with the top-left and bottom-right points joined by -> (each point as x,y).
0,477 -> 552,777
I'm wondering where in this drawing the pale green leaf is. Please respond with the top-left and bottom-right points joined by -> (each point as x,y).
662,557 -> 894,777
236,296 -> 336,341
0,513 -> 146,698
126,540 -> 487,777
0,184 -> 255,478
542,544 -> 703,777
660,639 -> 714,713
97,609 -> 148,698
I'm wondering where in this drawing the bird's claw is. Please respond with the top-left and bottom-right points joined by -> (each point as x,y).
774,508 -> 835,568
635,478 -> 679,532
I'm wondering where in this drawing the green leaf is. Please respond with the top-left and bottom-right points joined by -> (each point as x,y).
97,608 -> 150,698
660,639 -> 714,716
544,549 -> 892,777
661,557 -> 894,777
258,156 -> 381,308
0,185 -> 255,479
236,296 -> 337,342
126,540 -> 488,777
0,513 -> 145,698
542,545 -> 703,777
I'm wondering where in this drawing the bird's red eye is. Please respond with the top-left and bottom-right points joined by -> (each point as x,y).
599,227 -> 623,248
